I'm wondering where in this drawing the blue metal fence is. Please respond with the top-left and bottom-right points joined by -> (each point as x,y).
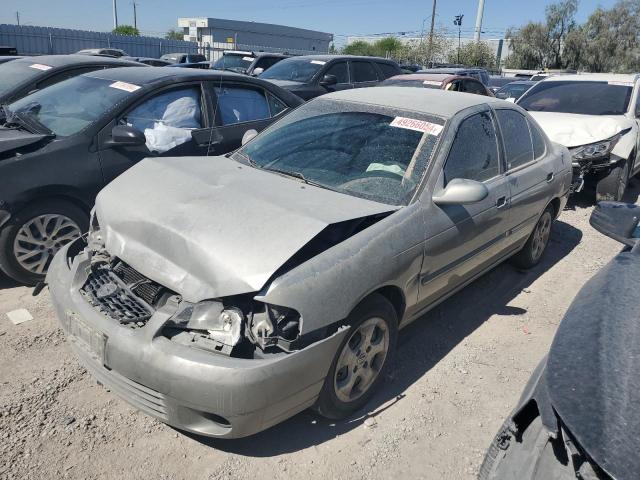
0,24 -> 198,58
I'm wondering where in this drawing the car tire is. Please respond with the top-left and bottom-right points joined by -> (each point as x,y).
511,205 -> 554,270
596,159 -> 630,202
0,200 -> 87,285
314,293 -> 398,420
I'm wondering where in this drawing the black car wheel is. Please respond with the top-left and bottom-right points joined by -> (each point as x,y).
314,293 -> 398,420
0,200 -> 87,285
596,159 -> 630,202
511,205 -> 554,270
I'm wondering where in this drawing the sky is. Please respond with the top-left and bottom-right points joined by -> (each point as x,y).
0,0 -> 621,45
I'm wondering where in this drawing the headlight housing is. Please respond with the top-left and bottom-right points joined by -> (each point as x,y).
171,300 -> 244,351
571,134 -> 620,161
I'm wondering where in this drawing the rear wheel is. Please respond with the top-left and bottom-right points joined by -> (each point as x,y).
596,160 -> 630,202
511,205 -> 554,270
0,200 -> 87,285
314,294 -> 398,419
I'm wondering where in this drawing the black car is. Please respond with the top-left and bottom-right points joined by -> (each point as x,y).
259,55 -> 402,100
417,67 -> 490,85
121,56 -> 173,67
0,54 -> 143,104
0,56 -> 22,65
0,67 -> 302,284
211,51 -> 292,76
77,48 -> 129,58
480,201 -> 640,480
488,75 -> 516,93
160,53 -> 207,64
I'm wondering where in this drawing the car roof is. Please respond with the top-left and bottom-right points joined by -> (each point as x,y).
505,80 -> 536,86
283,54 -> 396,63
543,73 -> 640,83
11,54 -> 139,67
84,65 -> 251,84
224,51 -> 290,58
419,67 -> 487,74
390,73 -> 473,82
322,87 -> 504,118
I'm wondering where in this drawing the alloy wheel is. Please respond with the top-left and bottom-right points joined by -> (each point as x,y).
13,214 -> 82,275
334,317 -> 390,403
531,212 -> 552,262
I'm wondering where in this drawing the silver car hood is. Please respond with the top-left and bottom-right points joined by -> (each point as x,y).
95,156 -> 397,302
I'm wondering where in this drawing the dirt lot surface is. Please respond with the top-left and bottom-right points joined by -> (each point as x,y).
1,182 -> 638,480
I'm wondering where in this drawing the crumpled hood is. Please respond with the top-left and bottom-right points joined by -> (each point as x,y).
95,156 -> 397,302
0,127 -> 50,156
528,111 -> 633,148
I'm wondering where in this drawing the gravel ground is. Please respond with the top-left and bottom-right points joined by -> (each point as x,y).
1,181 -> 638,480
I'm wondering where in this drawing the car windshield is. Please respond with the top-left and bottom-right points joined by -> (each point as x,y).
0,60 -> 53,97
496,83 -> 532,100
259,57 -> 325,82
213,54 -> 254,72
237,99 -> 445,205
518,80 -> 633,115
6,75 -> 136,136
380,79 -> 441,89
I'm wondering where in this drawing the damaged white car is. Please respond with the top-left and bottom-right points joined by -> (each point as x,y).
518,73 -> 640,201
48,88 -> 571,438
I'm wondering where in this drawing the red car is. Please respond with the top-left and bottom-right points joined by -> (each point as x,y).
379,73 -> 494,96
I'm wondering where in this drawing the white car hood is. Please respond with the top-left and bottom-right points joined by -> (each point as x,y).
528,112 -> 633,148
95,156 -> 397,303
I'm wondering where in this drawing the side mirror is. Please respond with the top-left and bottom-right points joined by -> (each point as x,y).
252,67 -> 264,76
320,74 -> 338,87
241,129 -> 258,146
590,201 -> 640,247
107,125 -> 146,147
432,178 -> 489,206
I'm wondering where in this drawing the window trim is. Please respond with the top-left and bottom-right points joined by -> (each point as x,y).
441,109 -> 503,185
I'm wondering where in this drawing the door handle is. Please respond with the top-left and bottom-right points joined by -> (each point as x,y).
546,172 -> 554,183
496,196 -> 508,209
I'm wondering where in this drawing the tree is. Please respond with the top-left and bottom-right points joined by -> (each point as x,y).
328,42 -> 338,54
343,40 -> 376,56
165,28 -> 184,41
449,41 -> 496,69
372,37 -> 404,58
112,25 -> 139,36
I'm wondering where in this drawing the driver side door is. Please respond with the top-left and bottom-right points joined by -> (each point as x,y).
97,83 -> 206,185
418,110 -> 512,308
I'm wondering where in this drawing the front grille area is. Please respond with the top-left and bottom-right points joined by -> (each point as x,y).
81,266 -> 155,325
113,262 -> 164,306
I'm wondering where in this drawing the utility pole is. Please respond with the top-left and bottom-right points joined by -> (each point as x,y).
427,0 -> 437,66
454,14 -> 464,64
16,11 -> 20,26
132,2 -> 138,30
474,0 -> 485,42
112,0 -> 119,29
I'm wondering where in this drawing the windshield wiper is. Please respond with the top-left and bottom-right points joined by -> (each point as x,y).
262,167 -> 338,192
14,111 -> 54,136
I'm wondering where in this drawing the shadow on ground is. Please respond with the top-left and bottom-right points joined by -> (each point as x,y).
567,177 -> 640,209
188,220 -> 583,456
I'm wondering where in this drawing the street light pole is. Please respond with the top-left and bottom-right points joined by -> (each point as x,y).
454,14 -> 464,64
427,0 -> 437,66
474,0 -> 485,42
112,0 -> 119,29
16,11 -> 20,26
132,2 -> 137,30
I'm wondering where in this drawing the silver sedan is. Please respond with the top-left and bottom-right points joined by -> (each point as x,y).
47,87 -> 572,438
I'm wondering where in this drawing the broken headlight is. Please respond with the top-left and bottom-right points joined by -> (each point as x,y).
571,134 -> 620,161
249,304 -> 301,352
170,300 -> 243,350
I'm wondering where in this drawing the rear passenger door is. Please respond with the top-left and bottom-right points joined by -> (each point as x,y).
198,81 -> 291,153
350,60 -> 379,89
419,110 -> 511,307
494,108 -> 554,245
461,79 -> 490,96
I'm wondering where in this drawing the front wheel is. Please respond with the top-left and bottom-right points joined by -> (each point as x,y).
0,200 -> 87,285
511,205 -> 554,270
314,293 -> 398,419
596,160 -> 630,202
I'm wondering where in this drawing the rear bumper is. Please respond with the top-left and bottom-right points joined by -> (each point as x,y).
47,240 -> 349,438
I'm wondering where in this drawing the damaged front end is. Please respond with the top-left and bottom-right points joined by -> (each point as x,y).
82,220 -> 302,359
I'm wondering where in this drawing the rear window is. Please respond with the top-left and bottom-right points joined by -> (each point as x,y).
377,63 -> 399,79
518,81 -> 633,115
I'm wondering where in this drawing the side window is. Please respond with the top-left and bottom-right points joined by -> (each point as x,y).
351,61 -> 378,83
325,62 -> 349,84
446,80 -> 461,92
213,85 -> 270,125
635,92 -> 640,117
255,57 -> 281,71
463,80 -> 487,95
377,62 -> 399,79
496,109 -> 534,169
529,119 -> 547,158
267,92 -> 288,117
123,87 -> 202,153
444,112 -> 500,183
